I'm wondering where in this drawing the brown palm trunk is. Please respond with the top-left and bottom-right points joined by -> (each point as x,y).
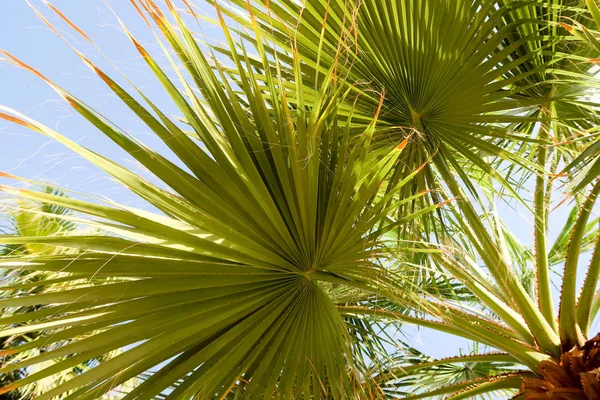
519,334 -> 600,399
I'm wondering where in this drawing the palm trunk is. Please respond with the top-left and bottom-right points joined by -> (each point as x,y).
520,333 -> 600,399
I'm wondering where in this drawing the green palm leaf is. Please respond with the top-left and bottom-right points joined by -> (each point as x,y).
204,0 -> 600,268
207,0 -> 571,171
0,187 -> 122,400
0,3 -> 435,397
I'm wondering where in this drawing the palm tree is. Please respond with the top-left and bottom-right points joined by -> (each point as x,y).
212,0 -> 597,189
0,2 -> 437,398
1,187 -> 76,400
0,187 -> 125,399
0,0 -> 598,399
210,0 -> 600,293
210,0 -> 600,397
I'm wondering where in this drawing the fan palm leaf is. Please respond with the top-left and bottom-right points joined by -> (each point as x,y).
204,0 -> 600,284
205,0 -> 590,176
0,2 -> 437,398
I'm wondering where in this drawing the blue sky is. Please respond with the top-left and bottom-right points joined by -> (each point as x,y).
0,0 -> 596,366
0,1 -> 221,206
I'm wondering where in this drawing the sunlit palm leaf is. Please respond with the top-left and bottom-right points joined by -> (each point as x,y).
374,346 -> 524,399
207,0 -> 579,178
203,0 -> 600,279
0,2 -> 437,398
0,187 -> 121,399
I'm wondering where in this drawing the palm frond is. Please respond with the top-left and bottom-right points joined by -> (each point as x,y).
0,2 -> 436,397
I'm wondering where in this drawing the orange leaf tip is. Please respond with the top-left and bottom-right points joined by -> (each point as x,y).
559,22 -> 573,32
0,349 -> 18,357
397,137 -> 410,151
0,385 -> 18,395
44,1 -> 93,43
437,199 -> 454,207
0,112 -> 32,129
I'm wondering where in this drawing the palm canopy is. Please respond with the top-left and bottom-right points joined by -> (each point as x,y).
0,2 -> 434,398
0,187 -> 129,400
1,0 -> 600,399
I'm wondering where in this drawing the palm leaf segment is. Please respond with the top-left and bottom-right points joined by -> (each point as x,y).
0,2 -> 431,398
553,0 -> 600,193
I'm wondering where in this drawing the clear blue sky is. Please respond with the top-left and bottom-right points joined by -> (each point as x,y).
0,0 -> 595,365
0,0 -> 222,207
